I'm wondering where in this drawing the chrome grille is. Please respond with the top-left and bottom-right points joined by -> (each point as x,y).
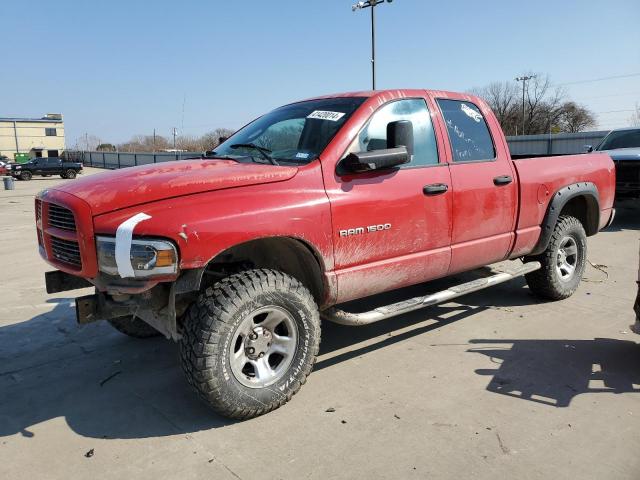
51,237 -> 82,268
48,204 -> 76,231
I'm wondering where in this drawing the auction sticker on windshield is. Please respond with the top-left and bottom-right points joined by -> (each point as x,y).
307,110 -> 346,121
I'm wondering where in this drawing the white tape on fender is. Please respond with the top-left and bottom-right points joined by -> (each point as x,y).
115,213 -> 151,278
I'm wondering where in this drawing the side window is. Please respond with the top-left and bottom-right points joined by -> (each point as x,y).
437,99 -> 495,162
353,99 -> 439,167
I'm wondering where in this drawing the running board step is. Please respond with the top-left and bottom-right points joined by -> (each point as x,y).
322,261 -> 541,326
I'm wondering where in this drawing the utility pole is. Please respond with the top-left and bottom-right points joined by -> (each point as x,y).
153,128 -> 156,152
515,75 -> 536,135
352,0 -> 394,90
172,127 -> 177,151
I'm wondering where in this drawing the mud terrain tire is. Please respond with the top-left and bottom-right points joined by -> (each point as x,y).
179,269 -> 321,420
525,215 -> 587,300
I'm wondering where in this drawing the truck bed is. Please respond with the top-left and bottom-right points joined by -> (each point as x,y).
509,152 -> 615,257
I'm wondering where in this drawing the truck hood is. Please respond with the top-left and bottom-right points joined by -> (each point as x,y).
598,148 -> 640,161
53,159 -> 298,215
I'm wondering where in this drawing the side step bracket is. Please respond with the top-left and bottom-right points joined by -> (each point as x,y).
322,261 -> 541,326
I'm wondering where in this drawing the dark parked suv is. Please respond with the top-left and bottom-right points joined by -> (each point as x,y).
588,128 -> 640,199
10,157 -> 83,181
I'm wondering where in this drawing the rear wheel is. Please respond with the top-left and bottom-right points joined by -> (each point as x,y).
108,316 -> 161,338
179,269 -> 321,419
19,171 -> 32,181
525,215 -> 587,300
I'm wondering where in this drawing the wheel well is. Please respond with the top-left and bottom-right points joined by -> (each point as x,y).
202,237 -> 326,304
529,183 -> 600,256
558,194 -> 599,236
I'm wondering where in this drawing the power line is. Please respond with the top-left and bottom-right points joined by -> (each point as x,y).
571,91 -> 640,100
593,109 -> 636,114
556,73 -> 640,86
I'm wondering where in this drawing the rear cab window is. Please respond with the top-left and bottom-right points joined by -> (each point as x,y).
437,99 -> 495,162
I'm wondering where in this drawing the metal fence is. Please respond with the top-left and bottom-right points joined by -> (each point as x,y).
76,130 -> 613,170
78,151 -> 203,169
506,131 -> 609,157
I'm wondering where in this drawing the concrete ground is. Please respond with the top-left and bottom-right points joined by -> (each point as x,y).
1,168 -> 639,480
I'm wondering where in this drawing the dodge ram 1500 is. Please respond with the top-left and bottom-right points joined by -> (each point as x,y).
37,89 -> 615,419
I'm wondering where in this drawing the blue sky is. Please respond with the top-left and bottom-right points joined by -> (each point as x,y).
2,0 -> 639,145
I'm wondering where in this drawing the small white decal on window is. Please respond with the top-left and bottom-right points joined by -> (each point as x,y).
295,152 -> 310,159
307,110 -> 346,121
460,103 -> 483,123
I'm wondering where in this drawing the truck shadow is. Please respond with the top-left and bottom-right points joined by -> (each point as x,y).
468,338 -> 640,407
0,299 -> 230,440
0,270 -> 626,440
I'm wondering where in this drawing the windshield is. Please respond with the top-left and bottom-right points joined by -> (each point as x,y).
211,97 -> 366,164
596,129 -> 640,151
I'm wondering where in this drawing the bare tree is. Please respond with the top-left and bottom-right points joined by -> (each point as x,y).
472,73 -> 596,135
96,143 -> 116,152
115,128 -> 236,153
200,128 -> 235,151
471,81 -> 519,135
523,74 -> 566,134
556,102 -> 597,133
118,135 -> 170,152
73,134 -> 102,151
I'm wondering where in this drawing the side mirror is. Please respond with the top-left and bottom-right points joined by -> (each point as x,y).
339,119 -> 414,174
387,120 -> 414,158
342,147 -> 409,173
584,145 -> 593,153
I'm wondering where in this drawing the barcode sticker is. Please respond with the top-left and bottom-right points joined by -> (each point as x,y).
307,110 -> 346,122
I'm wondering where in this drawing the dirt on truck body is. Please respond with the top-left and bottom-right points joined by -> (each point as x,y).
37,89 -> 615,419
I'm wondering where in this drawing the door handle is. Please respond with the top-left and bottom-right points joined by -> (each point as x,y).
423,183 -> 449,195
493,175 -> 513,186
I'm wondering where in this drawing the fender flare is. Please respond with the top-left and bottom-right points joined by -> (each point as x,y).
529,182 -> 600,256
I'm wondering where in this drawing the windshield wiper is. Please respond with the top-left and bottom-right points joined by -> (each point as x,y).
230,143 -> 279,166
204,152 -> 239,161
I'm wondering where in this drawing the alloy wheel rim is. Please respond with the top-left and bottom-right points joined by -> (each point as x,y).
229,306 -> 298,388
556,236 -> 578,281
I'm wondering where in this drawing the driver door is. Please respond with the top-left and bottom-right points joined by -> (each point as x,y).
323,97 -> 452,303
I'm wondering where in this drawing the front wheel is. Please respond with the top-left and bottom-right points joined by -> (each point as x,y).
19,171 -> 32,181
62,169 -> 76,179
525,215 -> 587,300
179,269 -> 321,420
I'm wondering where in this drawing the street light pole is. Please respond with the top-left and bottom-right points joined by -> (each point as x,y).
370,3 -> 376,90
352,0 -> 394,91
515,75 -> 536,135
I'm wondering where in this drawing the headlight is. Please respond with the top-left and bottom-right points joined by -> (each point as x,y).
96,236 -> 178,278
14,165 -> 21,170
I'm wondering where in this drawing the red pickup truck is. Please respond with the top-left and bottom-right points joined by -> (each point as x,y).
37,89 -> 615,419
